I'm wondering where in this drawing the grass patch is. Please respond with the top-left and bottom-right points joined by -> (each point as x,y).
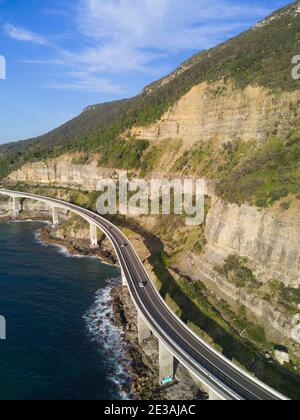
215,255 -> 262,289
173,133 -> 300,207
265,279 -> 300,316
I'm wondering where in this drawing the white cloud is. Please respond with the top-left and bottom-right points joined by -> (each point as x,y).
59,0 -> 270,81
45,71 -> 123,93
60,44 -> 163,74
12,0 -> 276,93
3,23 -> 48,45
78,0 -> 270,53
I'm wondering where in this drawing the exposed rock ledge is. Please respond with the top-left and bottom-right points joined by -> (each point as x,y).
205,198 -> 300,288
129,81 -> 300,146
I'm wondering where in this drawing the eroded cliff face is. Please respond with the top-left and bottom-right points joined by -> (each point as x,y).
205,198 -> 300,287
129,81 -> 300,146
177,250 -> 295,343
0,197 -> 52,218
171,198 -> 300,342
7,154 -> 119,191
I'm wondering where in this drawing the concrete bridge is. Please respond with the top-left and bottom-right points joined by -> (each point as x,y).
0,189 -> 289,400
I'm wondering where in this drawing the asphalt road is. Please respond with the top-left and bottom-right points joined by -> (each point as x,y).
0,190 -> 289,401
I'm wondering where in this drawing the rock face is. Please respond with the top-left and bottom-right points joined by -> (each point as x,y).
178,251 -> 295,342
172,197 -> 300,342
275,349 -> 290,366
205,198 -> 300,287
0,197 -> 52,218
7,154 -> 118,191
129,81 -> 300,146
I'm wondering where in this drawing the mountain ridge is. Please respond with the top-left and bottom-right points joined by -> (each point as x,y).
1,1 -> 300,179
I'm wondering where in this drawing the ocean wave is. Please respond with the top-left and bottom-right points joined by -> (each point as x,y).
84,278 -> 133,400
56,245 -> 98,260
34,229 -> 45,245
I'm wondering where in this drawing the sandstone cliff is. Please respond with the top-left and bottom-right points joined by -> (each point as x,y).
129,81 -> 300,146
7,154 -> 118,191
204,198 -> 300,287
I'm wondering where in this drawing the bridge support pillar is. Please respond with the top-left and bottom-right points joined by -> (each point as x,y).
52,207 -> 59,226
90,223 -> 98,248
159,341 -> 174,385
12,196 -> 20,216
138,313 -> 151,344
121,268 -> 127,287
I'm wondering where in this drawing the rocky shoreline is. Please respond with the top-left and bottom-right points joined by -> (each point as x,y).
40,224 -> 118,266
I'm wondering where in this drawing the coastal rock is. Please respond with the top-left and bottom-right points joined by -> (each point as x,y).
274,349 -> 290,366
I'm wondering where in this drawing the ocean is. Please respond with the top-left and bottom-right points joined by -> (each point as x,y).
0,221 -> 129,400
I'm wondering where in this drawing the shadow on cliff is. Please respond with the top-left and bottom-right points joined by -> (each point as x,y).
149,253 -> 300,400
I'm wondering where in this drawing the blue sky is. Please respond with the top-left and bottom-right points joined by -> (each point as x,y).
0,0 -> 292,144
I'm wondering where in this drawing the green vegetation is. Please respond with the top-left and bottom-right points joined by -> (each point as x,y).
265,279 -> 300,316
172,140 -> 216,175
173,131 -> 300,206
192,238 -> 206,255
215,255 -> 262,289
140,145 -> 162,176
217,134 -> 300,206
140,138 -> 183,176
1,3 -> 300,179
98,137 -> 149,170
60,215 -> 88,236
71,153 -> 90,165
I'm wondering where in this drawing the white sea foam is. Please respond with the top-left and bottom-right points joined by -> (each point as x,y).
84,278 -> 133,400
34,229 -> 44,245
56,245 -> 98,259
